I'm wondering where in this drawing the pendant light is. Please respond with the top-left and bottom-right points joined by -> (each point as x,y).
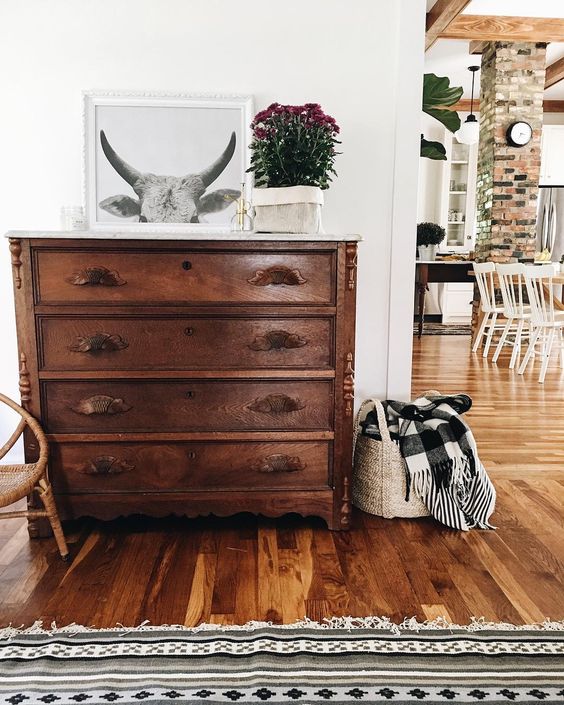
455,65 -> 480,145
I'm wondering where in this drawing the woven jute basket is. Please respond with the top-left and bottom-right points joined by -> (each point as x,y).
352,398 -> 430,519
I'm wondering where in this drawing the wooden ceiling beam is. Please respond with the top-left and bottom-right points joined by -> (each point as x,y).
469,41 -> 487,54
543,100 -> 564,113
425,0 -> 472,51
545,56 -> 564,89
443,99 -> 564,113
450,99 -> 476,112
439,15 -> 564,42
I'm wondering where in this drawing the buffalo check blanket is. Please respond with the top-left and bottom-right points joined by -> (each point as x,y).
382,393 -> 496,531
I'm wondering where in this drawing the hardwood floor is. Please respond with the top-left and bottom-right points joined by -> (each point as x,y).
0,334 -> 562,628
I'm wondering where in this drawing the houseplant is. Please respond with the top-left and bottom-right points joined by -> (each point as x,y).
248,102 -> 340,233
421,73 -> 463,161
417,222 -> 445,261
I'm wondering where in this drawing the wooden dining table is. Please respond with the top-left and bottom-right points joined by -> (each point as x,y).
415,260 -> 475,337
543,272 -> 564,306
415,261 -> 564,340
470,269 -> 564,304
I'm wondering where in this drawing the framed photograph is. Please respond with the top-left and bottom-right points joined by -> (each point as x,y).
83,92 -> 253,232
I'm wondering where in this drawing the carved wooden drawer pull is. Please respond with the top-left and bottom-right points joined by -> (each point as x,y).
247,266 -> 307,287
70,332 -> 129,353
66,266 -> 126,286
76,455 -> 134,475
72,395 -> 132,416
248,330 -> 307,351
248,394 -> 305,414
250,454 -> 306,473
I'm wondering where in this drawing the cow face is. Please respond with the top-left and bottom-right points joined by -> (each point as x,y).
98,130 -> 240,223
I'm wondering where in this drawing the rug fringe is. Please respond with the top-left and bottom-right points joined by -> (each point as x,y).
1,615 -> 563,640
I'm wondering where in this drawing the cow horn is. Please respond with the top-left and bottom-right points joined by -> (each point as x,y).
100,131 -> 142,187
199,132 -> 236,188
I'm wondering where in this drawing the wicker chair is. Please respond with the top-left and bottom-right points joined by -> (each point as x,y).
0,392 -> 69,560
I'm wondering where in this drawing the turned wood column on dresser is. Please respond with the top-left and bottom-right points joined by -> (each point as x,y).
7,232 -> 359,531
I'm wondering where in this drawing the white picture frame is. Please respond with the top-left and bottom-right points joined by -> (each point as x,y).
83,91 -> 253,232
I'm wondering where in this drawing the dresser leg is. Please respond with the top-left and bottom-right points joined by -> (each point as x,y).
326,516 -> 351,531
328,477 -> 352,531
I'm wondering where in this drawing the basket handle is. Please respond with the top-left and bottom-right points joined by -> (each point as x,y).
352,397 -> 393,457
371,398 -> 393,443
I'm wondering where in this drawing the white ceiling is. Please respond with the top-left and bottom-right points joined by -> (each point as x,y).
425,0 -> 564,100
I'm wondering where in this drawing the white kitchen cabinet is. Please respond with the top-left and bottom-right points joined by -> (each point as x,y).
438,127 -> 478,251
540,125 -> 564,186
441,282 -> 473,323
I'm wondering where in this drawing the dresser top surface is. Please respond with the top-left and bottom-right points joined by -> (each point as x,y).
6,230 -> 361,242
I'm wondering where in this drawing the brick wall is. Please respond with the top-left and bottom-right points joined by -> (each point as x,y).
472,41 -> 546,333
475,41 -> 546,264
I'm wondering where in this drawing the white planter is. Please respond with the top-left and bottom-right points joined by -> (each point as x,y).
253,186 -> 324,234
418,245 -> 437,261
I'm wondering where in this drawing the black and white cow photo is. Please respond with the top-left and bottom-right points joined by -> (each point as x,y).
84,95 -> 252,229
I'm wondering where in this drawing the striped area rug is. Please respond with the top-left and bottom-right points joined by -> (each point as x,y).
0,618 -> 563,704
413,323 -> 472,336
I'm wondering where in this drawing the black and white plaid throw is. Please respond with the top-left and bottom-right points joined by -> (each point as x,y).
381,393 -> 496,531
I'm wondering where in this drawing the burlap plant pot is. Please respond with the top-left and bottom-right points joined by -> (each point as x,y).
253,186 -> 324,234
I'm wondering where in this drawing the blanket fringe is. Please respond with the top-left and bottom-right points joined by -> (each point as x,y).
1,616 -> 563,640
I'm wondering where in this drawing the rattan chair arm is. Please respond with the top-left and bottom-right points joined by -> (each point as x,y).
0,418 -> 26,461
0,392 -> 48,469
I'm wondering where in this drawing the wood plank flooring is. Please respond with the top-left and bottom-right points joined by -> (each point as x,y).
0,335 -> 562,627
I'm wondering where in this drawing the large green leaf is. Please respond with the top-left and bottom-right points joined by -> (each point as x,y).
422,73 -> 463,109
420,73 -> 464,159
423,73 -> 463,134
420,137 -> 447,161
424,107 -> 461,133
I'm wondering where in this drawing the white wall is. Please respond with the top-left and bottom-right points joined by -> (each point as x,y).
0,0 -> 425,454
416,115 -> 445,316
544,113 -> 564,125
417,115 -> 444,224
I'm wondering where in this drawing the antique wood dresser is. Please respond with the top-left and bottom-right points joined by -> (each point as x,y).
7,232 -> 359,532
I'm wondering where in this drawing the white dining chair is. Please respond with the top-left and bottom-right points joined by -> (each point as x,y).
518,264 -> 564,383
492,263 -> 531,369
472,262 -> 506,358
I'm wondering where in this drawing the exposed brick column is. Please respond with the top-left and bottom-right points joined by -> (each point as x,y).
472,41 -> 546,331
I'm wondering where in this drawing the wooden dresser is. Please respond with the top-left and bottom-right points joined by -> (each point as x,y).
7,232 -> 358,531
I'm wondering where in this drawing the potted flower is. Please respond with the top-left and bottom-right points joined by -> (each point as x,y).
417,222 -> 446,261
248,102 -> 340,233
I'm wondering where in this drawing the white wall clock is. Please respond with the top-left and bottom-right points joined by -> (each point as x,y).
506,121 -> 533,147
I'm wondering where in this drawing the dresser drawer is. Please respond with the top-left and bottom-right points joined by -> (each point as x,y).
38,316 -> 333,371
35,250 -> 335,306
42,380 -> 333,433
50,440 -> 331,493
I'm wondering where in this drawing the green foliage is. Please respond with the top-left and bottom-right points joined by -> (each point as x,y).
420,137 -> 447,161
417,221 -> 446,246
248,103 -> 340,190
421,74 -> 463,161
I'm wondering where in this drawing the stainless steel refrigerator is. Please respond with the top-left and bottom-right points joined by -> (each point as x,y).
537,186 -> 564,260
